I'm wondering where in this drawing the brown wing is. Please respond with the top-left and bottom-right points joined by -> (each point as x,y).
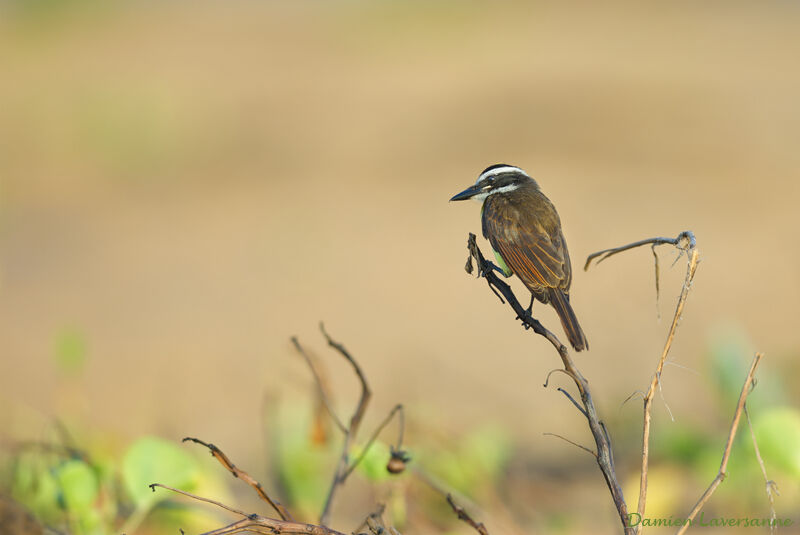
482,191 -> 571,301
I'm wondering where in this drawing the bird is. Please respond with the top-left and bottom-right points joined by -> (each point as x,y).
450,164 -> 588,351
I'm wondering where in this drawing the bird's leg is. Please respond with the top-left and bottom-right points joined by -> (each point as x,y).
489,262 -> 511,277
517,294 -> 537,330
525,294 -> 535,317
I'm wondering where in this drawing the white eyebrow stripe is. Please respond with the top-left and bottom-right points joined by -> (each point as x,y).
490,183 -> 521,194
476,166 -> 528,184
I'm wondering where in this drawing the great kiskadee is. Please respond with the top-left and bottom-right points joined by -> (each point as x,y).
450,164 -> 588,351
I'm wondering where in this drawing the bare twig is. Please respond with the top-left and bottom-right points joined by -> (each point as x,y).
293,326 -> 404,526
149,483 -> 251,518
291,336 -> 348,434
446,493 -> 490,535
320,322 -> 372,434
315,322 -> 373,526
557,387 -> 588,417
542,432 -> 597,458
675,352 -> 764,535
543,368 -> 577,388
344,404 -> 405,479
584,232 -> 695,271
465,233 -> 632,534
586,231 -> 699,533
651,244 -> 661,318
744,405 -> 779,534
182,437 -> 293,521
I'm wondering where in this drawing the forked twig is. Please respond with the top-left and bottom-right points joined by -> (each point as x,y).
315,322 -> 373,526
182,437 -> 293,522
320,322 -> 372,433
584,232 -> 695,271
586,231 -> 699,533
293,325 -> 407,526
675,352 -> 764,535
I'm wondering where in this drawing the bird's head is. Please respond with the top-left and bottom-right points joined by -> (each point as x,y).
449,164 -> 536,203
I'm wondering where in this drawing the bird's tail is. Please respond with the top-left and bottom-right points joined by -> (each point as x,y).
549,289 -> 589,352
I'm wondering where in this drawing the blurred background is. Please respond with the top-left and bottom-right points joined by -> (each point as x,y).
1,1 -> 799,534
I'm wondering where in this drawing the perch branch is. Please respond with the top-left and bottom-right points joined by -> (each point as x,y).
182,437 -> 292,521
675,352 -> 763,535
586,231 -> 699,533
465,233 -> 631,534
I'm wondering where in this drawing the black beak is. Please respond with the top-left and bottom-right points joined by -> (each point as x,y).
449,184 -> 482,202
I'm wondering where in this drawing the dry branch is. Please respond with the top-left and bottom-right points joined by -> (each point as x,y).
311,322 -> 373,525
542,432 -> 597,458
150,327 -> 406,534
182,437 -> 293,522
291,336 -> 347,434
465,233 -> 632,534
446,494 -> 490,535
745,405 -> 779,534
584,232 -> 696,271
149,482 -> 346,535
291,325 -> 409,527
584,231 -> 699,533
354,504 -> 403,535
675,353 -> 764,535
293,325 -> 408,527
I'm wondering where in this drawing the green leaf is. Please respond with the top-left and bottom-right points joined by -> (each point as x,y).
122,437 -> 199,508
11,454 -> 61,522
422,425 -> 512,497
278,429 -> 332,517
461,425 -> 512,481
54,459 -> 98,513
708,328 -> 752,407
354,440 -> 392,482
749,406 -> 800,477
